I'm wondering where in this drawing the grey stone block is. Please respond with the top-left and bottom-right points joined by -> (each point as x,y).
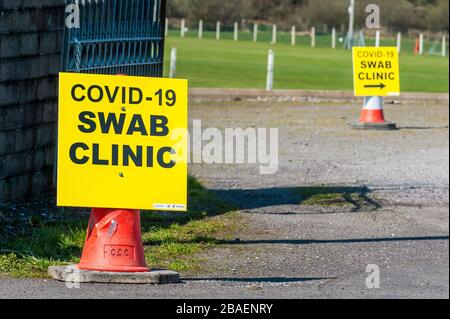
44,145 -> 55,167
31,169 -> 52,194
20,33 -> 40,56
0,80 -> 50,107
0,105 -> 25,130
0,130 -> 15,155
0,179 -> 11,202
36,123 -> 56,148
0,151 -> 33,179
39,31 -> 60,55
1,174 -> 30,200
0,8 -> 64,35
42,100 -> 58,123
22,102 -> 44,127
13,126 -> 35,153
0,34 -> 20,58
48,265 -> 181,285
0,55 -> 60,82
37,78 -> 57,101
0,82 -> 17,106
47,55 -> 60,76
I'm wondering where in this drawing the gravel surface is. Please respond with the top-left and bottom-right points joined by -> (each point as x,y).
1,99 -> 448,299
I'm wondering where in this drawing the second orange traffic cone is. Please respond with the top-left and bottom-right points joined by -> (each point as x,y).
414,38 -> 420,55
351,96 -> 397,130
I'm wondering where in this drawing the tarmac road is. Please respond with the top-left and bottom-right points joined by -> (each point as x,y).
0,98 -> 448,299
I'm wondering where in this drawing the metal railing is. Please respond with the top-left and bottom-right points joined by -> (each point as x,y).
62,0 -> 167,76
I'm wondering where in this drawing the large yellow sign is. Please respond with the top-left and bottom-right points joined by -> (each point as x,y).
352,47 -> 400,97
57,73 -> 188,211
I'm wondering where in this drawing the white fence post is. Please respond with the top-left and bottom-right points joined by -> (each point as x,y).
291,25 -> 296,46
165,18 -> 169,37
375,30 -> 380,47
272,24 -> 277,44
396,32 -> 401,53
198,20 -> 203,39
419,33 -> 424,55
253,23 -> 258,42
311,27 -> 316,47
332,27 -> 336,49
442,34 -> 446,57
234,22 -> 238,41
216,21 -> 221,40
169,47 -> 177,78
266,50 -> 274,91
180,19 -> 185,38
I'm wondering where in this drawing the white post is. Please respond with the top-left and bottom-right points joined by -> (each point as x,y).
375,30 -> 380,47
311,26 -> 316,47
169,47 -> 177,78
346,0 -> 355,49
332,27 -> 336,49
253,23 -> 258,42
234,22 -> 238,41
442,34 -> 446,57
198,20 -> 203,39
216,21 -> 221,40
266,50 -> 274,91
180,19 -> 185,38
419,33 -> 424,55
396,32 -> 401,53
291,25 -> 296,46
165,18 -> 169,37
272,24 -> 277,44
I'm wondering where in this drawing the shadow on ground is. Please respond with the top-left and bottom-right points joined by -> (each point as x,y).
220,235 -> 449,245
182,276 -> 331,283
212,185 -> 380,213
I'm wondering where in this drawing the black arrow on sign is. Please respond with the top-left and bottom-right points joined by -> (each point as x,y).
364,83 -> 386,89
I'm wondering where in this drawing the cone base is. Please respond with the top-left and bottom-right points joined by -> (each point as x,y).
48,265 -> 180,284
350,121 -> 397,130
76,263 -> 150,273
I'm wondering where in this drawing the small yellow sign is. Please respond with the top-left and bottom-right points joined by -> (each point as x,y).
352,47 -> 400,97
57,73 -> 188,211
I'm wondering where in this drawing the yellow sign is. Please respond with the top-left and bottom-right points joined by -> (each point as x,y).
57,73 -> 188,211
352,47 -> 400,96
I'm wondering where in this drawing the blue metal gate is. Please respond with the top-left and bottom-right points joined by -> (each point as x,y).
62,0 -> 167,76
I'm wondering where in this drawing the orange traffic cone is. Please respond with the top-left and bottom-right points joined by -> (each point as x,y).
351,96 -> 396,130
77,208 -> 149,272
414,38 -> 420,55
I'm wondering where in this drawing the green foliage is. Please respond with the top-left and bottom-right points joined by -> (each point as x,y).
167,0 -> 449,31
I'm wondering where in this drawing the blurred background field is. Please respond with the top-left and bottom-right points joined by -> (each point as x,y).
163,33 -> 449,92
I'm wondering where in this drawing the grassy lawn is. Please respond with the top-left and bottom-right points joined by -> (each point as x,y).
164,32 -> 449,93
0,177 -> 240,277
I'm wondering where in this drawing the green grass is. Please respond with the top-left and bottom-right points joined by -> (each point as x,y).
296,186 -> 380,211
0,177 -> 239,277
164,32 -> 449,93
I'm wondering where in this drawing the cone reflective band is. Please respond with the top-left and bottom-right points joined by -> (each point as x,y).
57,73 -> 188,211
352,47 -> 400,97
360,96 -> 386,123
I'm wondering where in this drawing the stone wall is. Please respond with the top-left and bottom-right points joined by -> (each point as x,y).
0,0 -> 65,202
